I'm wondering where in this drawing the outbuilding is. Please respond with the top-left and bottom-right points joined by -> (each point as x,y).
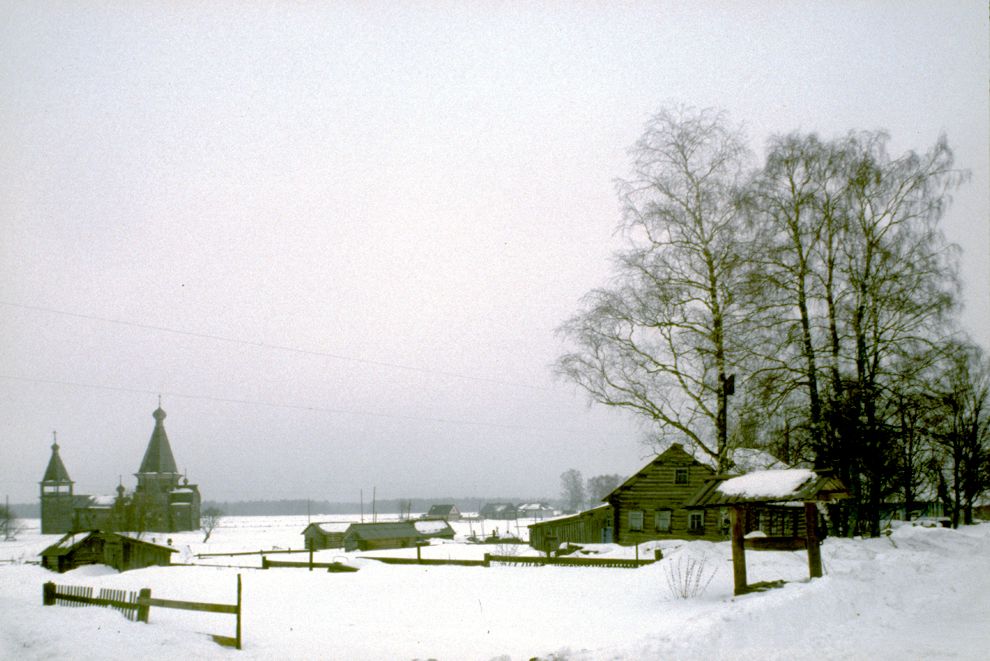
301,522 -> 351,550
40,530 -> 176,573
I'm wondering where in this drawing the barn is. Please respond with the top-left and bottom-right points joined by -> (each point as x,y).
341,521 -> 456,552
301,522 -> 351,550
40,530 -> 176,573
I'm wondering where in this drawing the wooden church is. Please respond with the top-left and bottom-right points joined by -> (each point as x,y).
40,404 -> 202,534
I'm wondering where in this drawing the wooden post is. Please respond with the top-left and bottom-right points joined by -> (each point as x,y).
730,506 -> 748,596
309,548 -> 313,572
483,552 -> 490,568
805,502 -> 822,579
235,574 -> 242,650
416,543 -> 422,563
137,588 -> 152,623
635,543 -> 639,567
43,581 -> 55,606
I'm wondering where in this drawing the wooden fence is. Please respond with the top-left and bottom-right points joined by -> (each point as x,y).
262,558 -> 359,572
43,575 -> 243,650
484,554 -> 656,568
356,553 -> 657,568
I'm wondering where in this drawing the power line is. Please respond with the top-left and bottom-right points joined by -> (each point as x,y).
0,300 -> 552,392
0,374 -> 580,434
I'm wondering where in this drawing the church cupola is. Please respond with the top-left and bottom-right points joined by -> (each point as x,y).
41,433 -> 73,486
137,404 -> 180,477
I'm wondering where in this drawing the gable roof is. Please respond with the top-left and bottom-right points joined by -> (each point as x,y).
42,441 -> 73,484
345,522 -> 420,541
138,406 -> 179,475
40,530 -> 177,557
413,520 -> 455,536
604,443 -> 711,500
427,504 -> 458,516
686,470 -> 851,508
302,522 -> 351,535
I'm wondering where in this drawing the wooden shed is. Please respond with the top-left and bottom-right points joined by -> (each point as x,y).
40,530 -> 176,573
528,504 -> 614,550
301,522 -> 351,550
343,522 -> 420,552
342,520 -> 457,551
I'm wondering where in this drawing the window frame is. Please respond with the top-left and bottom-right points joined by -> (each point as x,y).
674,468 -> 689,485
654,508 -> 673,533
688,511 -> 705,532
628,510 -> 645,532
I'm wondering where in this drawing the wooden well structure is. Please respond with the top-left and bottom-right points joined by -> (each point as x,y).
686,470 -> 849,596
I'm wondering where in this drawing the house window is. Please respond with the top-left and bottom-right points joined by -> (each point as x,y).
675,468 -> 689,485
688,511 -> 705,532
629,510 -> 644,532
654,509 -> 672,533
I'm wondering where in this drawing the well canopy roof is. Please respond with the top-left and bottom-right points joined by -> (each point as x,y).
686,470 -> 850,508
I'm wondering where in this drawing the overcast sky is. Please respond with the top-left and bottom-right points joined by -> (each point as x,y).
2,2 -> 987,505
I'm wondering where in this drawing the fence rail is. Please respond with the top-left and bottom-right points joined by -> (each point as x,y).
197,548 -> 308,558
43,576 -> 242,649
485,554 -> 656,568
262,558 -> 359,572
355,553 -> 656,568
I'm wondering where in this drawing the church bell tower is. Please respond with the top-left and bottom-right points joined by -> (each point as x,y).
40,433 -> 75,534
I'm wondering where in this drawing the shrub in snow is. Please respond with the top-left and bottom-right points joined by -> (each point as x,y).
664,553 -> 716,599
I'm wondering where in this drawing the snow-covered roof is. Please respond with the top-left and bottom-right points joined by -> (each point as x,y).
717,469 -> 817,499
687,470 -> 850,507
528,503 -> 611,527
304,522 -> 351,534
414,520 -> 453,535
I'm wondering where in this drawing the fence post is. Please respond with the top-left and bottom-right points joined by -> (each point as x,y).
235,573 -> 242,650
483,553 -> 490,568
43,581 -> 56,606
137,588 -> 152,623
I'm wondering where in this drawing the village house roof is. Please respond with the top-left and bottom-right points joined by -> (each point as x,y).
41,438 -> 73,484
427,504 -> 458,517
604,444 -> 792,503
138,406 -> 179,475
528,503 -> 611,529
302,522 -> 352,535
604,443 -> 708,500
686,470 -> 850,508
345,522 -> 420,541
413,520 -> 454,536
40,530 -> 177,558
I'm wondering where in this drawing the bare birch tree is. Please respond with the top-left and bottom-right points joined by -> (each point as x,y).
557,107 -> 752,470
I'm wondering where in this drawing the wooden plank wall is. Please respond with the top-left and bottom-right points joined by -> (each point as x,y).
610,446 -> 718,545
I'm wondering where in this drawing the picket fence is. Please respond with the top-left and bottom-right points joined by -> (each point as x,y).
42,575 -> 242,649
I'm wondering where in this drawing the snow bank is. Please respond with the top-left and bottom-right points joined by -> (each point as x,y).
2,517 -> 988,660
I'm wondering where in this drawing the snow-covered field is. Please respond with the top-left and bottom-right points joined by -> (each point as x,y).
2,515 -> 988,660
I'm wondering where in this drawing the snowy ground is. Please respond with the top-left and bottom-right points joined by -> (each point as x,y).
2,516 -> 989,660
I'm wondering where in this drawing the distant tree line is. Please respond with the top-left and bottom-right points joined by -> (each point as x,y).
557,106 -> 989,536
201,496 -> 550,517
